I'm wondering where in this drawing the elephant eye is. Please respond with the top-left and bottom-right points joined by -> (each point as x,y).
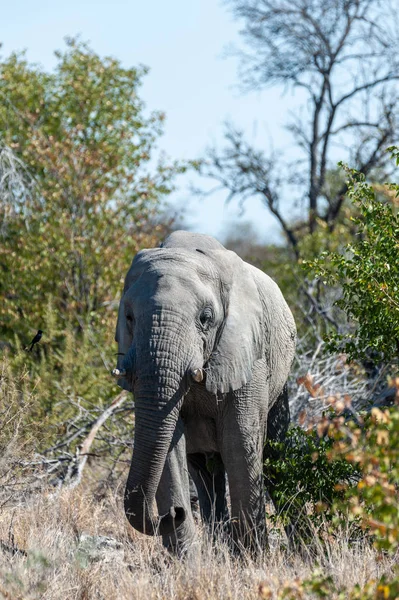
125,313 -> 135,330
199,307 -> 214,329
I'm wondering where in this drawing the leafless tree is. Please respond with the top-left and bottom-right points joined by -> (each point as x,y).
203,0 -> 399,257
0,144 -> 34,235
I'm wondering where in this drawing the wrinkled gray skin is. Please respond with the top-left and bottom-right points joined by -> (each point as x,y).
115,231 -> 296,553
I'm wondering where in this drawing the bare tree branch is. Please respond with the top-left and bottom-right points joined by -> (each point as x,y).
203,0 -> 399,253
63,391 -> 128,488
200,124 -> 300,253
334,74 -> 399,109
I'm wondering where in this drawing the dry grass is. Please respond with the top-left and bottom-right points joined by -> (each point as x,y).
0,477 -> 394,600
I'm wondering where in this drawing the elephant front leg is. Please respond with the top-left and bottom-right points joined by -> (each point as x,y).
220,395 -> 267,552
155,417 -> 196,554
187,452 -> 229,528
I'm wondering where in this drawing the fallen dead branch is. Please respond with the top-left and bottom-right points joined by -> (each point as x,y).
62,390 -> 128,488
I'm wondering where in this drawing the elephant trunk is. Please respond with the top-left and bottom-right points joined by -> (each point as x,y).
124,403 -> 183,536
123,311 -> 194,536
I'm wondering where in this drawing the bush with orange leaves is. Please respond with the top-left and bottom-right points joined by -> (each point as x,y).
269,376 -> 399,547
329,393 -> 399,554
264,384 -> 399,599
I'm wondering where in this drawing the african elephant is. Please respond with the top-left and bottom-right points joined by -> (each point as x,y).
113,231 -> 296,553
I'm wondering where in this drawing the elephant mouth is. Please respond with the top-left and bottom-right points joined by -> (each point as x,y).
159,506 -> 186,535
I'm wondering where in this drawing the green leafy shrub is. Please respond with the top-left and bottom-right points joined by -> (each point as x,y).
265,423 -> 360,531
274,149 -> 399,597
305,151 -> 399,361
0,38 -> 180,345
0,39 -> 181,462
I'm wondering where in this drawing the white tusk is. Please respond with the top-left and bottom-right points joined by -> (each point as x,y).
191,368 -> 204,383
111,368 -> 126,378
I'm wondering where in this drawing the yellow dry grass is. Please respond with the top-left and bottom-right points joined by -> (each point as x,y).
0,479 -> 394,600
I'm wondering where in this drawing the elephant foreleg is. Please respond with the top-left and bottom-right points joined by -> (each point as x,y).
220,391 -> 267,552
187,452 -> 229,530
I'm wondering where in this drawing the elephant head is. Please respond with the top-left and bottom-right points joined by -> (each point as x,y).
114,231 -> 266,537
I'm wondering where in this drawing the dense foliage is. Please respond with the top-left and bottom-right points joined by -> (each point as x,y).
333,404 -> 399,554
264,425 -> 360,530
306,152 -> 399,361
0,38 -> 179,339
0,39 -> 180,448
268,399 -> 399,598
270,153 -> 399,596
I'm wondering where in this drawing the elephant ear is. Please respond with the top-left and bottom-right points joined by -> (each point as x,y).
114,294 -> 133,391
205,250 -> 265,396
114,259 -> 138,392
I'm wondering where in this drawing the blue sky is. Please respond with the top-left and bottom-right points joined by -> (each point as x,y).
2,0 -> 299,243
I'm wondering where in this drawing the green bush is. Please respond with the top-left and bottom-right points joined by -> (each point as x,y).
0,39 -> 181,459
265,423 -> 360,531
305,150 -> 399,361
272,149 -> 399,597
